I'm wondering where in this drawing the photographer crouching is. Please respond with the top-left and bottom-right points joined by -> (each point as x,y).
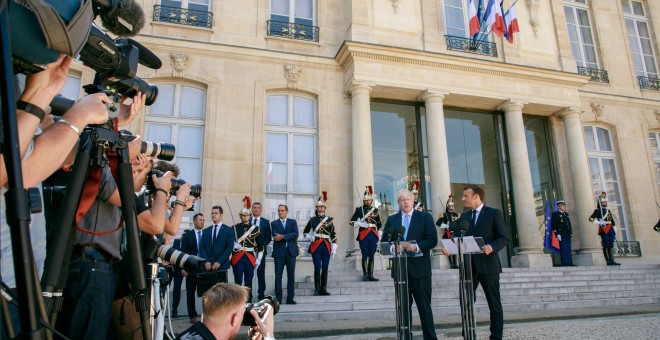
177,283 -> 277,340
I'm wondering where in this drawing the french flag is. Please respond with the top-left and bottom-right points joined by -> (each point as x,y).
504,5 -> 519,43
484,0 -> 506,37
468,0 -> 481,37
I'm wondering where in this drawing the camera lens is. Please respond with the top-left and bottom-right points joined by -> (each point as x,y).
190,184 -> 202,198
242,296 -> 280,327
140,141 -> 175,161
170,178 -> 186,193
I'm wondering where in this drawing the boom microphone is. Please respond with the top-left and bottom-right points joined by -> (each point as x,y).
94,0 -> 146,37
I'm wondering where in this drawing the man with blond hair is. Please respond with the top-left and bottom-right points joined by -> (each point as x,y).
177,283 -> 275,340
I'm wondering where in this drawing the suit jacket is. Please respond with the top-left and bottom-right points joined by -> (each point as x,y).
182,228 -> 202,258
254,217 -> 271,254
200,224 -> 234,270
270,218 -> 299,258
459,206 -> 509,274
172,237 -> 183,276
383,210 -> 438,279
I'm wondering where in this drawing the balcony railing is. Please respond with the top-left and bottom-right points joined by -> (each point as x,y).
638,76 -> 660,90
267,20 -> 319,42
577,66 -> 610,83
445,35 -> 497,57
153,5 -> 213,29
613,241 -> 641,257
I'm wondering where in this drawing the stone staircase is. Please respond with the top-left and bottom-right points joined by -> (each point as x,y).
275,265 -> 660,322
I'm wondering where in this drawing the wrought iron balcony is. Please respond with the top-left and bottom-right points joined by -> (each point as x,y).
153,5 -> 213,29
613,241 -> 641,257
577,66 -> 609,83
638,76 -> 660,90
445,35 -> 497,57
267,20 -> 319,42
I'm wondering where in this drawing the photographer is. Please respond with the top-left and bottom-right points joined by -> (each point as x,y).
151,160 -> 195,236
177,283 -> 276,340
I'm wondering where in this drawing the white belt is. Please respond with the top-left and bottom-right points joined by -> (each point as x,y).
237,247 -> 254,252
366,224 -> 377,228
314,234 -> 330,239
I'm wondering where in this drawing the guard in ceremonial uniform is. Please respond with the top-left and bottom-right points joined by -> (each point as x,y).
589,192 -> 620,266
436,195 -> 460,269
551,200 -> 575,266
350,186 -> 382,281
303,191 -> 337,296
231,196 -> 264,299
412,181 -> 425,211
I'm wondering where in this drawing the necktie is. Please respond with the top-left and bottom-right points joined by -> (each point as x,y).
212,225 -> 218,247
196,231 -> 202,256
472,210 -> 478,228
403,214 -> 410,240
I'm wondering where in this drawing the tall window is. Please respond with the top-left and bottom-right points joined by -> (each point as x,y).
443,0 -> 490,38
146,83 -> 206,203
649,131 -> 660,192
264,93 -> 317,226
564,0 -> 599,69
270,0 -> 315,26
157,0 -> 212,28
584,126 -> 629,240
162,0 -> 210,13
622,0 -> 658,78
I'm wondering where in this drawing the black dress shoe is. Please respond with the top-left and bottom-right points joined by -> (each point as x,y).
286,300 -> 297,305
171,312 -> 178,318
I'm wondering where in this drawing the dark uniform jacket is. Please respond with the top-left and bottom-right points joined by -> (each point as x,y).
350,205 -> 382,241
436,211 -> 460,239
303,215 -> 337,254
589,208 -> 615,235
551,211 -> 572,239
231,222 -> 264,266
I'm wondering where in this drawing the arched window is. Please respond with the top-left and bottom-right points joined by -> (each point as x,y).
583,125 -> 629,240
264,93 -> 318,225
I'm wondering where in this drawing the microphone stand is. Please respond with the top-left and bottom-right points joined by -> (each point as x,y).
392,231 -> 412,340
456,230 -> 476,340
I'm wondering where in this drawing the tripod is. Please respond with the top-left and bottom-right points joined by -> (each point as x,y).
39,122 -> 151,340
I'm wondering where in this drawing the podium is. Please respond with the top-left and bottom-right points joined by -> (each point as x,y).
441,236 -> 485,340
379,241 -> 421,340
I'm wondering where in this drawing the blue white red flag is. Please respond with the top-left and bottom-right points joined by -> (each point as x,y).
484,0 -> 506,36
468,0 -> 481,36
504,5 -> 520,43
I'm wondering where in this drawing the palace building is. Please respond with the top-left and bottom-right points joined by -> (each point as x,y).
61,0 -> 660,269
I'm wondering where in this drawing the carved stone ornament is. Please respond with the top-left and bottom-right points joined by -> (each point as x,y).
170,52 -> 191,78
526,0 -> 540,36
591,102 -> 604,121
284,64 -> 302,89
655,109 -> 660,125
391,0 -> 400,13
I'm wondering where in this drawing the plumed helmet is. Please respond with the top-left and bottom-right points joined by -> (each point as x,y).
240,196 -> 251,215
447,194 -> 455,207
363,185 -> 373,201
411,181 -> 420,194
316,191 -> 328,207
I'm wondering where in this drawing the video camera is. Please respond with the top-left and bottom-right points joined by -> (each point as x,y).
147,169 -> 203,198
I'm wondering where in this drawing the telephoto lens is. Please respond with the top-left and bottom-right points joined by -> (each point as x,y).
190,184 -> 202,198
242,296 -> 280,327
157,244 -> 205,274
141,141 -> 175,161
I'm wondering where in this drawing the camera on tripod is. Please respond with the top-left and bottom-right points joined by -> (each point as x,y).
242,296 -> 280,327
147,169 -> 202,198
141,234 -> 204,274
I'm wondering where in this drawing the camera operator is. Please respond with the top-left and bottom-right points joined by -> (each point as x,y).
0,54 -> 145,188
151,160 -> 195,236
177,283 -> 276,340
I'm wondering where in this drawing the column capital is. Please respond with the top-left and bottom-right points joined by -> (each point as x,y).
497,100 -> 526,112
418,89 -> 449,103
347,82 -> 374,96
555,107 -> 583,119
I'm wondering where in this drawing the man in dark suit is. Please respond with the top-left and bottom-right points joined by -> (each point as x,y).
271,204 -> 299,304
200,205 -> 234,280
382,189 -> 438,340
252,202 -> 271,300
446,185 -> 508,340
181,213 -> 205,323
170,234 -> 185,318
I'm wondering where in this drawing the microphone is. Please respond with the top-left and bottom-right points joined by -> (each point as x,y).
116,38 -> 163,69
449,220 -> 470,234
95,0 -> 146,37
387,226 -> 406,241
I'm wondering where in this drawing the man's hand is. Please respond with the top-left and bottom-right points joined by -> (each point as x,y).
211,262 -> 220,270
116,92 -> 146,127
61,93 -> 113,130
441,249 -> 451,256
175,182 -> 192,201
273,234 -> 284,242
182,270 -> 188,277
249,305 -> 275,340
482,245 -> 493,255
204,262 -> 211,271
20,54 -> 72,109
557,234 -> 562,242
331,243 -> 338,258
153,170 -> 173,193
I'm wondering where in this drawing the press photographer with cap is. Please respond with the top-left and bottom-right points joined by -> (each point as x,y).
177,283 -> 276,340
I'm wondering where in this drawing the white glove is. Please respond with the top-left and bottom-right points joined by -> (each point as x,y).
440,223 -> 449,229
257,252 -> 263,261
378,230 -> 383,240
613,226 -> 617,233
356,221 -> 367,228
600,221 -> 608,226
556,234 -> 562,242
255,259 -> 261,268
309,233 -> 316,242
233,242 -> 241,250
592,219 -> 601,225
331,243 -> 338,258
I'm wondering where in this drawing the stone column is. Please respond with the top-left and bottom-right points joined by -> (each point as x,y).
350,84 -> 375,190
498,100 -> 553,267
421,90 -> 451,268
556,108 -> 604,266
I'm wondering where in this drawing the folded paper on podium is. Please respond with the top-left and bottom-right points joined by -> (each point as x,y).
378,241 -> 423,258
440,237 -> 485,255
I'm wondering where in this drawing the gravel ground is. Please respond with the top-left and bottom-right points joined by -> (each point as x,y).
286,313 -> 660,340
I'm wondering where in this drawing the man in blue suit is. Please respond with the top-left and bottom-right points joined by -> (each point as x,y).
200,205 -> 234,273
271,204 -> 299,304
382,189 -> 438,340
170,234 -> 185,318
181,213 -> 205,323
252,202 -> 271,300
